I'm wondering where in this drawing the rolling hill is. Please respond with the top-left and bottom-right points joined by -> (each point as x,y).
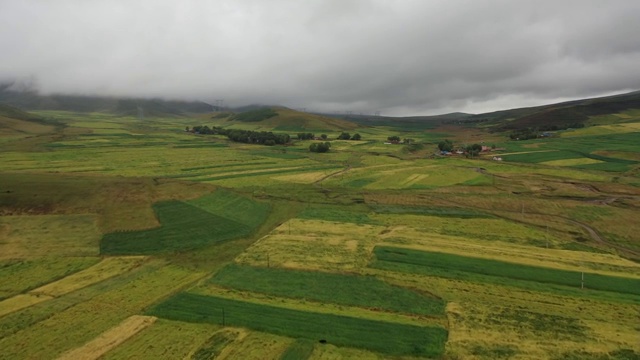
0,86 -> 214,117
213,107 -> 360,132
473,90 -> 640,130
0,103 -> 61,136
329,90 -> 640,132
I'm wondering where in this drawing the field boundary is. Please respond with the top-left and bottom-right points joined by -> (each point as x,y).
56,315 -> 157,360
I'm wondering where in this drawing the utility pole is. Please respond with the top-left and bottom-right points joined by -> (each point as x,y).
546,225 -> 549,248
581,272 -> 584,290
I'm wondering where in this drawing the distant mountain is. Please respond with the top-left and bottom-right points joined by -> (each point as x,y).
471,90 -> 640,130
0,86 -> 214,117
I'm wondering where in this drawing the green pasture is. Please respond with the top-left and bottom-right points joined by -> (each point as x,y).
147,292 -> 448,357
210,264 -> 445,316
187,189 -> 270,229
0,257 -> 98,299
101,191 -> 268,254
0,261 -> 203,359
498,131 -> 639,172
371,247 -> 640,298
298,205 -> 377,224
280,339 -> 315,360
371,205 -> 492,218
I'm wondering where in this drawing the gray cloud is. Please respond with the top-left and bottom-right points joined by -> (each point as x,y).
1,0 -> 639,116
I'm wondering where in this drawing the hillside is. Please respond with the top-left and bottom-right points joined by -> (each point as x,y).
214,107 -> 359,131
474,90 -> 640,130
0,86 -> 213,117
0,103 -> 61,136
330,91 -> 640,132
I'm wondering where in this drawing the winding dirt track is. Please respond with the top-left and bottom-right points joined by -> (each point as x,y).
566,219 -> 640,260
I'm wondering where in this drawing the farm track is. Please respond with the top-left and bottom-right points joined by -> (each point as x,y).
430,194 -> 640,262
313,164 -> 352,185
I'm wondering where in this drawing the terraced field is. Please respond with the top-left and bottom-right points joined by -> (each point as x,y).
0,108 -> 638,359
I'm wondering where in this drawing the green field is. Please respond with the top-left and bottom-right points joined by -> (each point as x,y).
372,246 -> 640,297
1,102 -> 639,359
211,264 -> 445,315
101,190 -> 268,254
147,292 -> 448,357
0,257 -> 98,299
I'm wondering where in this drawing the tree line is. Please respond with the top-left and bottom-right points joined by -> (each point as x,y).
189,125 -> 290,145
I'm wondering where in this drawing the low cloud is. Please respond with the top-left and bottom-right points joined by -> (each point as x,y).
1,0 -> 639,115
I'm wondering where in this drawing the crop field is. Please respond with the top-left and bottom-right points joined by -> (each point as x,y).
57,315 -> 157,360
147,292 -> 448,357
101,319 -> 224,360
1,106 -> 639,359
101,190 -> 268,254
0,261 -> 205,359
371,246 -> 640,299
210,263 -> 445,316
0,257 -> 98,299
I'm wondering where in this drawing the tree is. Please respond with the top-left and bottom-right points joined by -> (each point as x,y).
309,142 -> 331,153
387,135 -> 401,142
466,143 -> 482,157
438,139 -> 453,152
337,132 -> 351,140
351,133 -> 361,140
320,134 -> 327,140
297,133 -> 314,140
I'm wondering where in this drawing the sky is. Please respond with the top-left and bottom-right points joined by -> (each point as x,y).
1,0 -> 639,116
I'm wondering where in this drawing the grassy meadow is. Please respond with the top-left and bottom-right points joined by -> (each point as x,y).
0,108 -> 638,359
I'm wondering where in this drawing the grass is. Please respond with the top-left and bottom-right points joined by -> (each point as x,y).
101,319 -> 222,360
298,205 -> 377,224
2,109 -> 639,358
371,205 -> 492,218
147,292 -> 448,357
190,328 -> 238,360
0,262 -> 204,359
371,246 -> 640,298
187,189 -> 270,229
0,257 -> 98,299
280,339 -> 315,360
30,256 -> 147,297
101,191 -> 269,255
210,263 -> 445,316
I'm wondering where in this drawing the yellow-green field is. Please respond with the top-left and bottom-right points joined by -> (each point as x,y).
0,109 -> 638,359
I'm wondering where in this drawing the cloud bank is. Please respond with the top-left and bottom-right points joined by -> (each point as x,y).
1,0 -> 639,115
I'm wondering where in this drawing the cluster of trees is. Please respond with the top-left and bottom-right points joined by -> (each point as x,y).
309,142 -> 331,153
188,125 -> 290,146
386,136 -> 415,143
226,130 -> 290,145
337,132 -> 361,140
437,139 -> 485,157
465,143 -> 483,157
438,139 -> 454,152
297,133 -> 316,140
509,123 -> 585,140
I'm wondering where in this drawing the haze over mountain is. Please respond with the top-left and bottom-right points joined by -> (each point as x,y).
1,1 -> 640,116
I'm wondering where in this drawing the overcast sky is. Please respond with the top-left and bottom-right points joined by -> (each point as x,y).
1,0 -> 639,116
